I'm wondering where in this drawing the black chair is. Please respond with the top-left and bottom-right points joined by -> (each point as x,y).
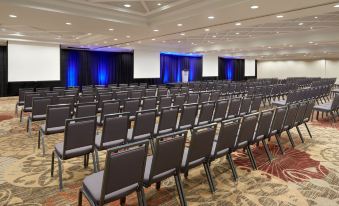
177,103 -> 198,131
78,140 -> 149,206
130,90 -> 143,99
145,89 -> 156,97
155,106 -> 179,135
226,97 -> 241,119
212,99 -> 229,122
143,131 -> 187,206
313,95 -> 339,122
142,96 -> 157,110
239,97 -> 251,116
158,96 -> 172,112
199,92 -> 210,104
268,106 -> 288,154
127,109 -> 156,143
173,94 -> 186,108
56,95 -> 76,115
97,100 -> 120,126
123,98 -> 140,121
95,113 -> 129,169
181,123 -> 217,193
234,113 -> 260,170
250,96 -> 262,113
186,93 -> 199,104
302,100 -> 315,138
51,116 -> 97,190
97,93 -> 113,112
293,101 -> 308,143
27,97 -> 52,135
20,92 -> 40,123
78,95 -> 95,104
15,88 -> 34,116
39,104 -> 72,155
280,103 -> 300,148
75,102 -> 97,118
196,101 -> 215,126
210,117 -> 241,181
116,91 -> 129,101
251,109 -> 275,162
209,91 -> 220,102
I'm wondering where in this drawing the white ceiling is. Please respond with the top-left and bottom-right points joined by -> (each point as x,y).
0,0 -> 339,60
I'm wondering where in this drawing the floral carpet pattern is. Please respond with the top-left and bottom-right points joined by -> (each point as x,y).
0,96 -> 339,206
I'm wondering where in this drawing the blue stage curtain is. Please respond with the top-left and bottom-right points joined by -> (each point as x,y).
160,54 -> 202,84
218,57 -> 245,81
61,49 -> 133,87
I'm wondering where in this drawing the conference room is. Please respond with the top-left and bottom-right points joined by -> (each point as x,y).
0,0 -> 339,205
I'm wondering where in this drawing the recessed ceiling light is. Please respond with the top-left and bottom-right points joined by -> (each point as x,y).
276,15 -> 284,18
109,28 -> 114,31
314,16 -> 318,19
124,4 -> 131,8
177,23 -> 183,27
212,35 -> 216,38
235,22 -> 242,26
268,46 -> 272,49
162,40 -> 166,43
180,33 -> 185,36
151,38 -> 156,41
153,29 -> 159,32
126,35 -> 131,38
276,31 -> 280,34
87,33 -> 92,35
289,45 -> 293,47
298,22 -> 304,26
208,16 -> 215,19
204,28 -> 210,32
157,3 -> 162,6
236,32 -> 240,35
251,5 -> 259,9
309,41 -> 314,44
177,40 -> 181,43
334,4 -> 339,8
9,14 -> 17,18
126,43 -> 130,45
310,27 -> 313,30
65,22 -> 72,25
114,38 -> 118,41
9,33 -> 25,37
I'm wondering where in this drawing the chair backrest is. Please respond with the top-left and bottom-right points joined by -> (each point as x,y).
98,93 -> 113,109
24,92 -> 40,109
270,106 -> 287,135
331,94 -> 339,110
19,88 -> 34,102
145,89 -> 156,97
303,100 -> 315,122
45,92 -> 59,104
149,131 -> 187,183
178,103 -> 198,130
63,116 -> 97,158
45,104 -> 72,130
209,91 -> 220,102
236,113 -> 259,148
100,113 -> 129,149
64,90 -> 78,96
183,123 -> 217,169
254,109 -> 274,142
199,92 -> 210,104
132,109 -> 157,141
226,98 -> 242,118
187,93 -> 199,104
78,95 -> 95,104
173,94 -> 186,107
213,99 -> 229,122
239,97 -> 251,115
197,101 -> 215,126
214,118 -> 241,157
53,87 -> 65,96
100,141 -> 149,205
282,103 -> 299,130
75,102 -> 97,118
57,95 -> 75,113
130,90 -> 143,99
294,101 -> 308,125
123,98 -> 140,116
157,88 -> 168,97
36,87 -> 50,95
142,96 -> 157,110
116,91 -> 129,101
31,97 -> 52,117
159,96 -> 172,110
250,96 -> 262,113
157,106 -> 179,135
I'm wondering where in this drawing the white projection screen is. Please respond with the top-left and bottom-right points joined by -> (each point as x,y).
245,59 -> 256,77
8,42 -> 60,82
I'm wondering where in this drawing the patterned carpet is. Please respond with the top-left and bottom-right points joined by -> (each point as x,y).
0,96 -> 339,206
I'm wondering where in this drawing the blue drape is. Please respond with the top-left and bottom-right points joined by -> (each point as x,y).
218,58 -> 245,81
160,54 -> 202,83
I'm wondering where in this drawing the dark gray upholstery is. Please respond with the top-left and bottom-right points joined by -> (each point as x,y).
97,93 -> 113,112
177,103 -> 198,130
26,97 -> 52,135
145,89 -> 156,97
130,90 -> 143,99
157,88 -> 168,97
75,102 -> 97,118
98,100 -> 120,125
199,92 -> 210,104
213,99 -> 229,122
142,96 -> 157,110
226,98 -> 241,119
196,101 -> 215,126
187,93 -> 199,104
158,96 -> 172,111
239,97 -> 251,116
173,95 -> 186,108
78,95 -> 95,104
128,109 -> 156,142
209,91 -> 220,102
116,91 -> 129,101
155,106 -> 179,135
79,141 -> 149,206
123,98 -> 140,119
250,96 -> 262,113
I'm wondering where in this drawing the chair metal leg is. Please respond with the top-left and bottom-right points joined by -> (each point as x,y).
41,133 -> 46,156
275,134 -> 285,155
304,123 -> 313,138
174,174 -> 187,206
57,156 -> 63,191
140,186 -> 147,206
286,130 -> 295,148
83,155 -> 88,168
262,140 -> 273,162
28,117 -> 32,136
296,126 -> 305,143
156,182 -> 161,190
246,146 -> 257,170
20,109 -> 23,123
78,189 -> 83,206
15,103 -> 18,117
51,151 -> 55,177
203,162 -> 216,193
226,153 -> 238,181
120,197 -> 126,206
330,111 -> 336,123
137,189 -> 143,206
94,149 -> 100,171
91,152 -> 97,173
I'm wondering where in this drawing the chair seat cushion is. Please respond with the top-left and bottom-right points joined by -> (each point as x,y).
83,171 -> 139,204
40,124 -> 65,135
210,141 -> 229,160
32,114 -> 46,121
55,142 -> 92,159
127,129 -> 150,142
95,134 -> 124,150
181,148 -> 205,171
